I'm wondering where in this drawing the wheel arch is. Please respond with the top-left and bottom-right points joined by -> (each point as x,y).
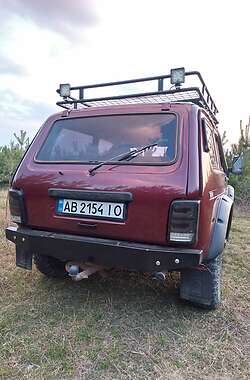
206,186 -> 234,261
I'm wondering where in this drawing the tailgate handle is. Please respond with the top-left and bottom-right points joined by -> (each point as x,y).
78,222 -> 97,229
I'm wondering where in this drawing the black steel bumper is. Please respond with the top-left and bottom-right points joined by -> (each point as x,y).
5,226 -> 202,272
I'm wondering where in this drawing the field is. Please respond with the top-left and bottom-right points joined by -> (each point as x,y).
0,188 -> 249,380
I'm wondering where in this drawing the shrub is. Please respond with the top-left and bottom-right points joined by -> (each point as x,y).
229,174 -> 250,207
0,131 -> 29,185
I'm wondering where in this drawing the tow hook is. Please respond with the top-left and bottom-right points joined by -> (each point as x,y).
65,262 -> 104,281
152,272 -> 167,282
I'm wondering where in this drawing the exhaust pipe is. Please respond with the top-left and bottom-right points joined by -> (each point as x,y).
152,272 -> 167,282
65,262 -> 104,281
67,265 -> 80,277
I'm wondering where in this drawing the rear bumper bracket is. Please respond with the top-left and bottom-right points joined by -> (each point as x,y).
5,226 -> 202,272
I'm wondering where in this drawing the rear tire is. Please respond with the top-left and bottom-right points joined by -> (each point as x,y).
180,254 -> 222,309
34,254 -> 67,279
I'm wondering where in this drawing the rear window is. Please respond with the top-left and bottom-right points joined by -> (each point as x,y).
36,114 -> 178,164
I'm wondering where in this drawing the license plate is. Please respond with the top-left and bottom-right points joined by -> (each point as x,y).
56,198 -> 125,220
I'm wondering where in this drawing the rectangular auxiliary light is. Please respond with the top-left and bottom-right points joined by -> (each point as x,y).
59,83 -> 71,98
170,67 -> 185,86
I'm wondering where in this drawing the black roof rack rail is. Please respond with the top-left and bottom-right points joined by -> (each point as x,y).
56,69 -> 219,124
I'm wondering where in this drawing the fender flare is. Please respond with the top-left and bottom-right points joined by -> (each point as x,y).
206,186 -> 234,261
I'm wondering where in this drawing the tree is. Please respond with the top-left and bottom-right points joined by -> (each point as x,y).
13,130 -> 30,153
0,130 -> 30,185
231,118 -> 250,155
228,117 -> 250,207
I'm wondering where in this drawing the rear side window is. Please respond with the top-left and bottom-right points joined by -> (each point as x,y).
214,134 -> 223,170
36,114 -> 178,164
205,123 -> 218,169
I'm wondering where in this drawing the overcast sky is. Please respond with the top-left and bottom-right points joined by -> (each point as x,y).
0,0 -> 249,146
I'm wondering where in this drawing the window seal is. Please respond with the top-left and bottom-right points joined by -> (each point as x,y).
33,112 -> 180,167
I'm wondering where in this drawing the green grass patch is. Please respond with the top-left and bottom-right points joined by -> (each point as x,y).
0,190 -> 249,379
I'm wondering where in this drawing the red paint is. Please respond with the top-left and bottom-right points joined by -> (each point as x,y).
12,102 -> 227,259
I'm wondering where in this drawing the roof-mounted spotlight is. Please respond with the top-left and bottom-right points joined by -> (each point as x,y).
170,67 -> 185,88
59,83 -> 71,98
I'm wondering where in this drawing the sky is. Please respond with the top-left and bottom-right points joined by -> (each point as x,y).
0,0 -> 249,146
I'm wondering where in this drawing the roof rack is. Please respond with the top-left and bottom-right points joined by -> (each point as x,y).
56,69 -> 219,124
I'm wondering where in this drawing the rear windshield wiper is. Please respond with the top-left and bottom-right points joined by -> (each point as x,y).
89,143 -> 157,176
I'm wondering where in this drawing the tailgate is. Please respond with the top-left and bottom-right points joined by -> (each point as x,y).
15,163 -> 188,246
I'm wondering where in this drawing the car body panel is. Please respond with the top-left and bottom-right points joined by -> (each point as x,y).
8,101 -> 232,266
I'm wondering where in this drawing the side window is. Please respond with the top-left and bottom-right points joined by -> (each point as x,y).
205,122 -> 217,169
214,134 -> 223,170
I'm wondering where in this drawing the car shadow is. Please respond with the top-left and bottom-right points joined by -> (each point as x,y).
33,269 -> 210,323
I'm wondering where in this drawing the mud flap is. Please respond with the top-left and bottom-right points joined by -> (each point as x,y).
180,255 -> 221,308
16,245 -> 32,270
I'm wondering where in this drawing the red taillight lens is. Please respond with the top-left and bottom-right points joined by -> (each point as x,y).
9,189 -> 27,224
168,200 -> 200,244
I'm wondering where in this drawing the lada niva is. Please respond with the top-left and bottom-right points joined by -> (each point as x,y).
5,68 -> 234,309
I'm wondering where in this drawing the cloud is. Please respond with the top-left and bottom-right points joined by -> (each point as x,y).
0,88 -> 56,145
0,0 -> 96,38
0,55 -> 27,76
0,89 -> 55,121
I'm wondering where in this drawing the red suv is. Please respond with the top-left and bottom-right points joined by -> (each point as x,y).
5,68 -> 234,309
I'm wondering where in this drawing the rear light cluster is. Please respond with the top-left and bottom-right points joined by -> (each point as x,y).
168,200 -> 200,244
9,189 -> 27,224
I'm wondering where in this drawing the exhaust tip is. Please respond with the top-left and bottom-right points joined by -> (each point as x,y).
67,265 -> 80,277
65,262 -> 105,281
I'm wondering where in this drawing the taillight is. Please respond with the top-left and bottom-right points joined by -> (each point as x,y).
9,189 -> 27,224
168,200 -> 200,244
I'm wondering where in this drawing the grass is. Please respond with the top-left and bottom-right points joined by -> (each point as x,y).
0,188 -> 249,379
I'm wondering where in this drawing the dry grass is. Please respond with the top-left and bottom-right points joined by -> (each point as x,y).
0,188 -> 249,380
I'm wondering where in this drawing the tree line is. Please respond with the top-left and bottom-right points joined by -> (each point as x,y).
224,118 -> 250,207
0,130 -> 29,184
